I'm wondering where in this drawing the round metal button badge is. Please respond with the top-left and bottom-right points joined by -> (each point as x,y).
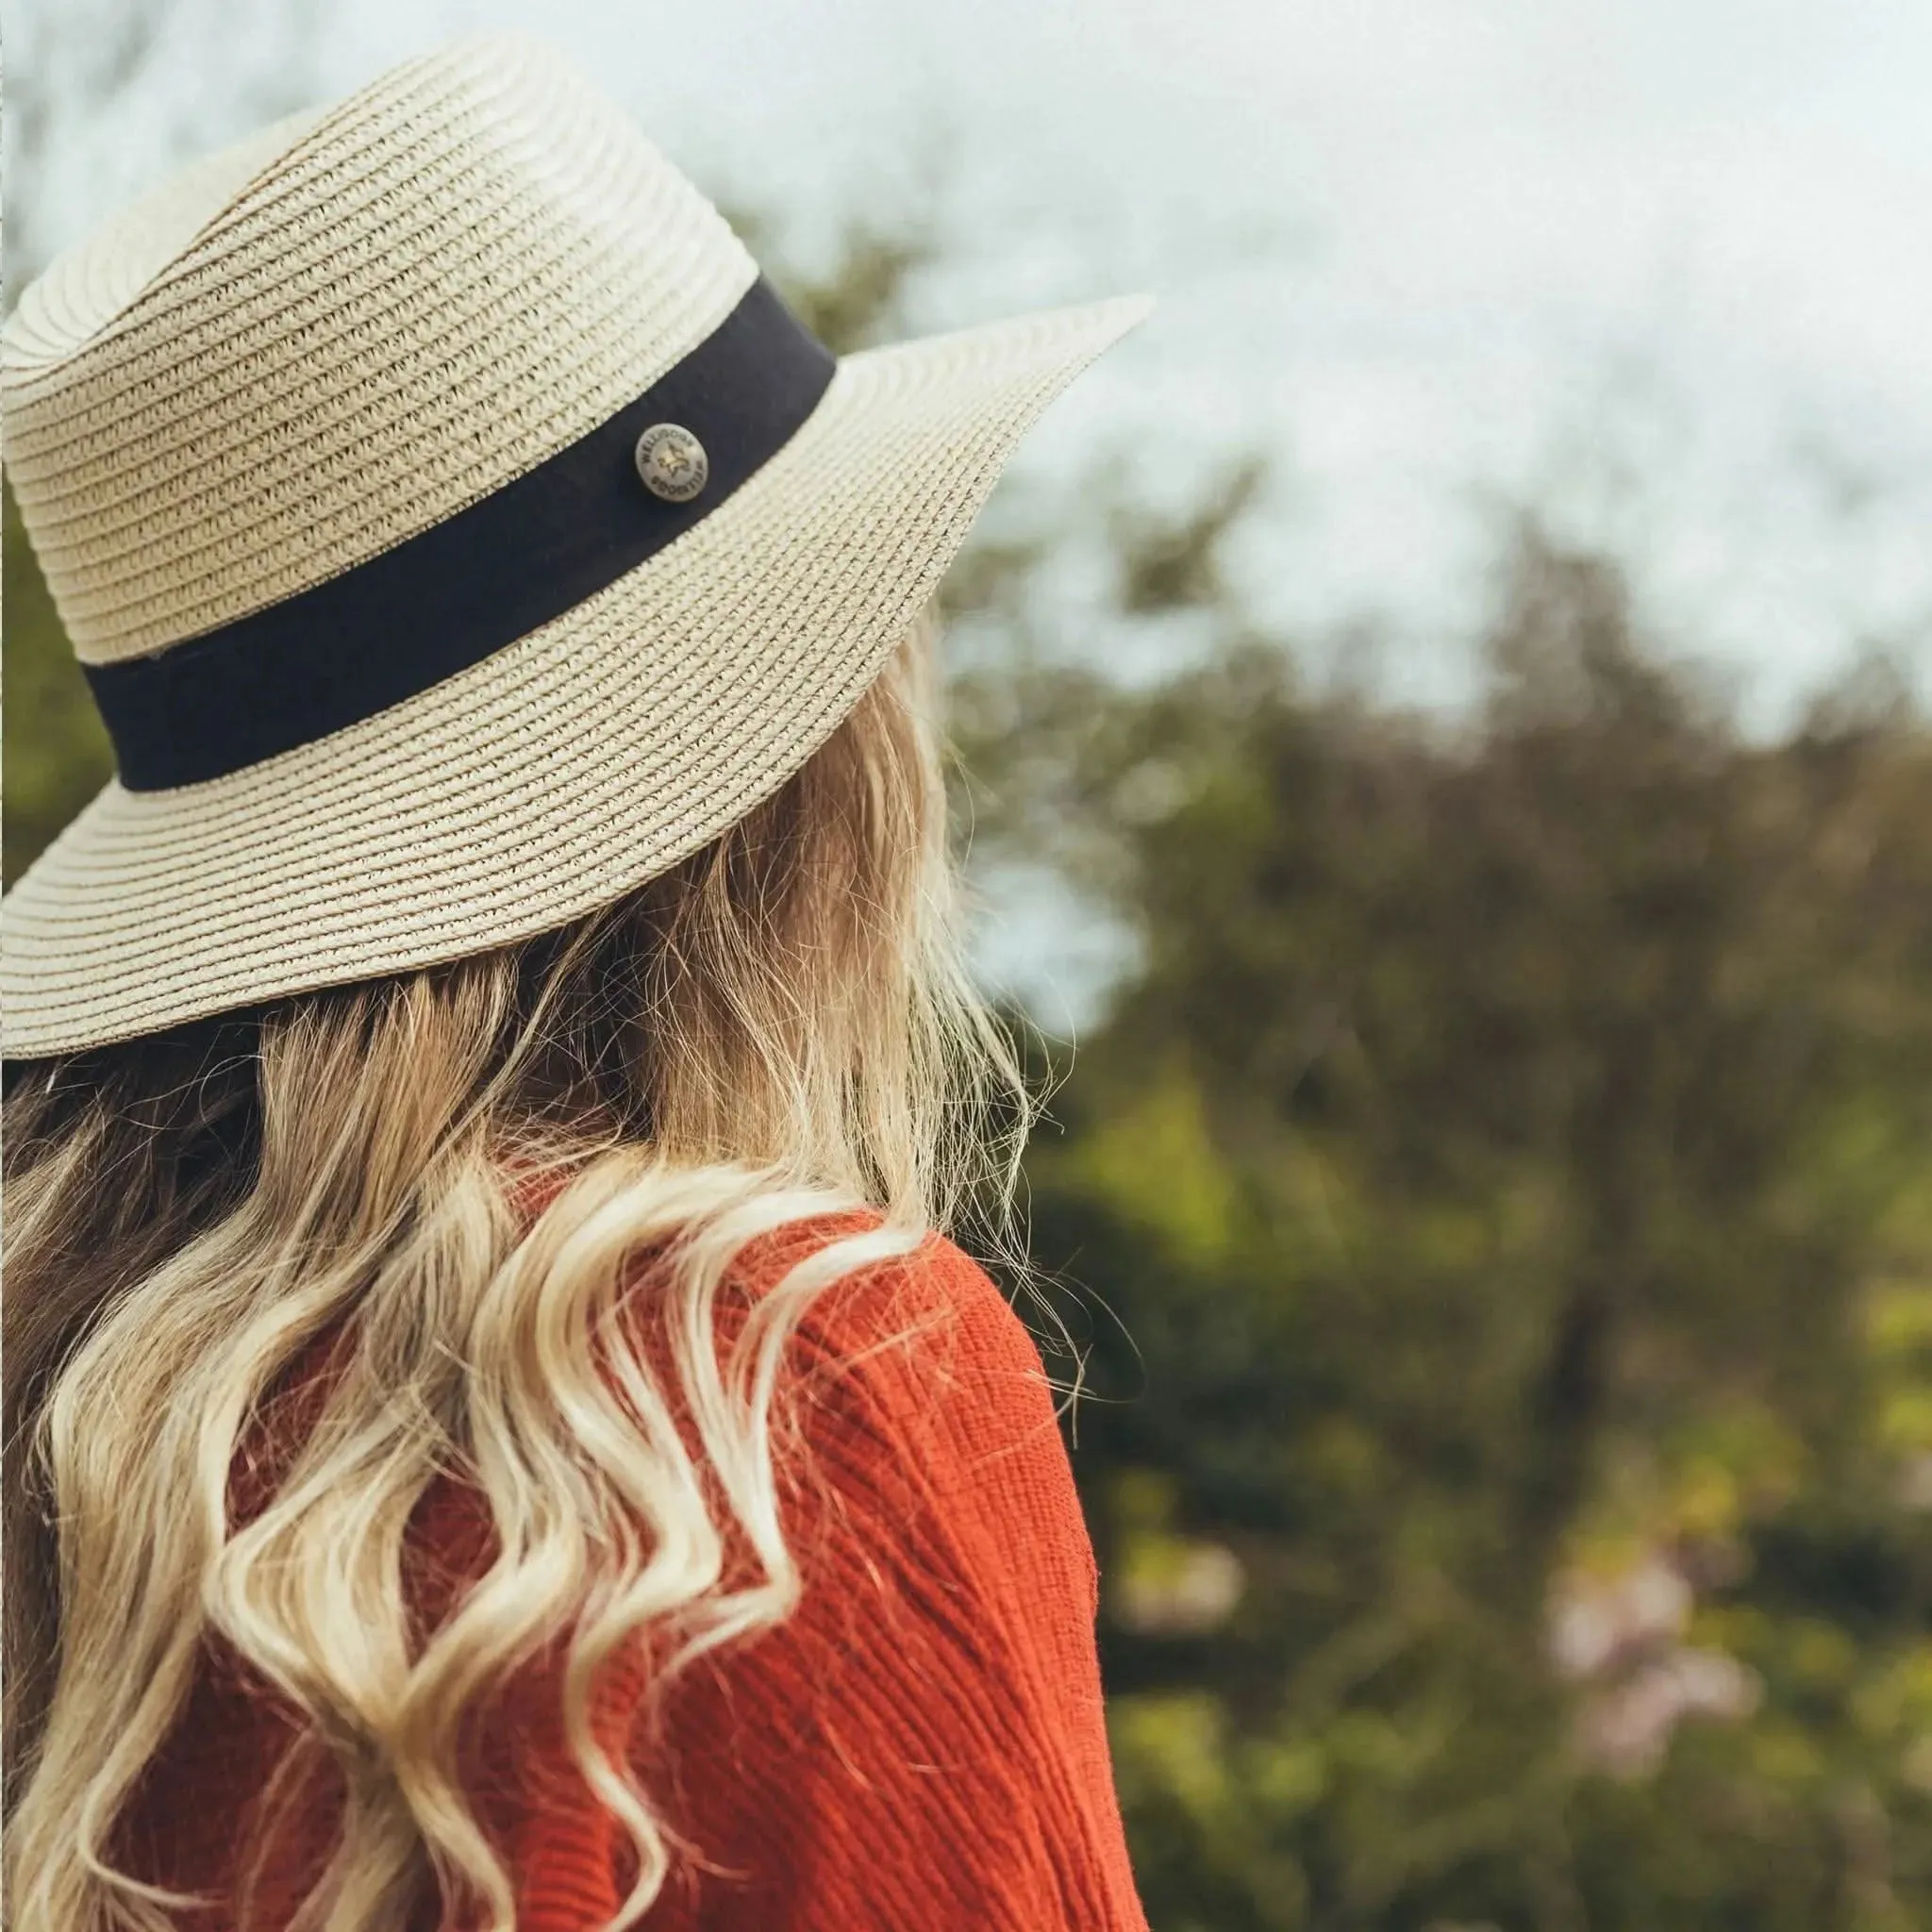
634,423 -> 709,503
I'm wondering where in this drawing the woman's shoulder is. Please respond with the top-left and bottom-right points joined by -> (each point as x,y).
647,1219 -> 1132,1931
731,1215 -> 1091,1596
736,1211 -> 1062,1435
515,1167 -> 1071,1492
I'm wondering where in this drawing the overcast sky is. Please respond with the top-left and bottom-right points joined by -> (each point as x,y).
20,0 -> 1932,723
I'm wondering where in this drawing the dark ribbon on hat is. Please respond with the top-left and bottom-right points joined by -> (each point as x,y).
85,275 -> 837,791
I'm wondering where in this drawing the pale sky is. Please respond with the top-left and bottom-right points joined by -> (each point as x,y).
20,0 -> 1932,725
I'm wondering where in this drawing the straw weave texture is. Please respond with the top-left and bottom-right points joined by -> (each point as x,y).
5,35 -> 756,664
0,34 -> 1150,1058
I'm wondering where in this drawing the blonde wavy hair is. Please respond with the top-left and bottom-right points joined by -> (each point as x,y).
2,620 -> 1031,1932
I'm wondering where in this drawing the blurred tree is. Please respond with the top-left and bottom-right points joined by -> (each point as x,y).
955,500 -> 1932,1929
5,481 -> 112,885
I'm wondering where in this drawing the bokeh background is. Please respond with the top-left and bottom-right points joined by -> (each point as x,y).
11,3 -> 1932,1926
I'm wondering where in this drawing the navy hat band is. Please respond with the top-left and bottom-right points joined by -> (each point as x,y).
84,275 -> 836,792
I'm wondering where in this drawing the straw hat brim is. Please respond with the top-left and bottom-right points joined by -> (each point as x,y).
2,292 -> 1151,1058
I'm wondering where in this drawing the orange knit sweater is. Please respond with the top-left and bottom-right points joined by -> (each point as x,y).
116,1217 -> 1148,1930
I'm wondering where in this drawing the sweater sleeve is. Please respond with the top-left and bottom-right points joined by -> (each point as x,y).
641,1232 -> 1149,1932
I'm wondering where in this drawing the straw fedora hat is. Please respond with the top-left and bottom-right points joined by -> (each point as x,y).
1,33 -> 1150,1059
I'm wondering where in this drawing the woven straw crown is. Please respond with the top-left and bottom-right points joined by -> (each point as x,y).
1,33 -> 1151,1058
7,38 -> 761,663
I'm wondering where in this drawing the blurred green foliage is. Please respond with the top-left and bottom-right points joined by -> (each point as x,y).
952,508 -> 1932,1929
10,228 -> 1932,1932
4,478 -> 112,884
